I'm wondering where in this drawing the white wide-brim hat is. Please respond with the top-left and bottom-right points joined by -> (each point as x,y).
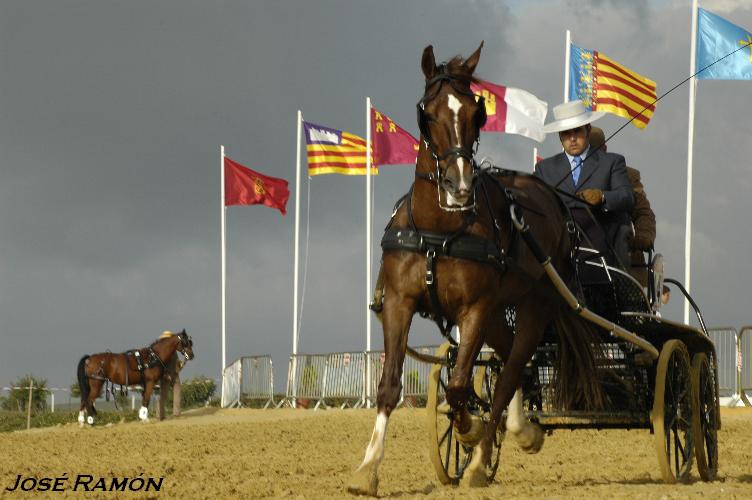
542,100 -> 606,133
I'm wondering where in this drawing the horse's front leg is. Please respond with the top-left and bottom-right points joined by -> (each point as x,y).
347,293 -> 416,497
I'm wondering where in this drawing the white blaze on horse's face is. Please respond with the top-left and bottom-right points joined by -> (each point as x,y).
443,93 -> 472,206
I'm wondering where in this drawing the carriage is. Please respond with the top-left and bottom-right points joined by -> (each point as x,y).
348,43 -> 719,496
422,246 -> 720,485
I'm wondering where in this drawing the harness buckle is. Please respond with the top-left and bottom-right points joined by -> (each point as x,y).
425,248 -> 436,285
566,220 -> 577,234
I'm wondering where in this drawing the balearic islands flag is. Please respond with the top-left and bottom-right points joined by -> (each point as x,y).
697,8 -> 752,80
370,107 -> 419,166
470,80 -> 548,142
224,157 -> 290,215
304,121 -> 377,176
569,43 -> 657,129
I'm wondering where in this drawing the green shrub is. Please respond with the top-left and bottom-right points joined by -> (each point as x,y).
69,381 -> 81,399
175,377 -> 216,409
2,375 -> 48,413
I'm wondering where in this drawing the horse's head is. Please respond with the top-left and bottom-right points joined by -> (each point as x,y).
175,329 -> 194,361
417,42 -> 486,210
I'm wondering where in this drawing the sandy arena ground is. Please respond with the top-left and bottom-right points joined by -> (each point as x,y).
1,407 -> 750,499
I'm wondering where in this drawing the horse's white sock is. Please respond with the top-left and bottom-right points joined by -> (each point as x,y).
138,406 -> 149,420
78,411 -> 85,424
86,415 -> 94,425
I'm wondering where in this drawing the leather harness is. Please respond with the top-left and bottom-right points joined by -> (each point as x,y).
380,168 -> 534,343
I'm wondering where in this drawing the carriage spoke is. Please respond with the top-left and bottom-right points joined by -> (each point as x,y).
444,424 -> 453,472
439,425 -> 451,447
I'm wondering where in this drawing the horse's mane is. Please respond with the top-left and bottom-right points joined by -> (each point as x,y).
428,56 -> 480,87
438,55 -> 481,86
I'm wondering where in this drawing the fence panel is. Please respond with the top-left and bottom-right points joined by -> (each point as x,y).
364,345 -> 448,408
323,352 -> 365,408
365,351 -> 386,407
740,326 -> 752,406
284,354 -> 329,409
240,355 -> 275,408
221,359 -> 242,408
402,345 -> 440,407
708,327 -> 738,398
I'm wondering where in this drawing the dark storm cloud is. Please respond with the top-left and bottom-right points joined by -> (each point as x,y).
0,1 -> 750,393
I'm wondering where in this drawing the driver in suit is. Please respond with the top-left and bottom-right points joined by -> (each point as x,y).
534,100 -> 634,268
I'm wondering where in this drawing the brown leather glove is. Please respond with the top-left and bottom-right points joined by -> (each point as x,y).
577,188 -> 605,206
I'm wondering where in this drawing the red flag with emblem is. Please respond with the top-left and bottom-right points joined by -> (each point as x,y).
224,157 -> 290,215
370,107 -> 419,166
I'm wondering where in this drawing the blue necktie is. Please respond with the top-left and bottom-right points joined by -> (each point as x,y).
572,156 -> 582,186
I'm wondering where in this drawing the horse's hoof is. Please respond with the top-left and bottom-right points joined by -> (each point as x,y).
346,466 -> 379,497
460,465 -> 489,488
515,422 -> 544,454
455,414 -> 485,447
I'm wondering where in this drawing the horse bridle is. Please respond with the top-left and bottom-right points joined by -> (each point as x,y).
177,333 -> 194,360
416,64 -> 486,211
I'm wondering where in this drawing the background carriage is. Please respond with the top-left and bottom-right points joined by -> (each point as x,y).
424,247 -> 720,485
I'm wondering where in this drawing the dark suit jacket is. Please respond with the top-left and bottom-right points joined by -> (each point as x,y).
534,149 -> 633,212
534,149 -> 634,267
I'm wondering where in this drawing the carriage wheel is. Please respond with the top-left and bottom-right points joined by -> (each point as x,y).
651,339 -> 694,483
427,342 -> 471,484
426,343 -> 503,485
691,352 -> 719,481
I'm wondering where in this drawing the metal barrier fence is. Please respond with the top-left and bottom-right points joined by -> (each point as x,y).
221,359 -> 243,408
708,327 -> 738,398
365,350 -> 386,408
323,351 -> 365,408
279,354 -> 329,409
241,356 -> 275,408
402,346 -> 438,407
740,326 -> 752,406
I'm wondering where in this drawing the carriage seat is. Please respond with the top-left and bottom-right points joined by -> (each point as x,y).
575,247 -> 652,323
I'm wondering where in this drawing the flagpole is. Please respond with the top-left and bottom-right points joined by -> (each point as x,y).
684,0 -> 699,324
564,29 -> 571,102
220,145 -> 227,407
366,97 -> 373,409
293,111 -> 302,405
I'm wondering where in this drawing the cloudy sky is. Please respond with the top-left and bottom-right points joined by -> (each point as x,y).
1,0 -> 750,394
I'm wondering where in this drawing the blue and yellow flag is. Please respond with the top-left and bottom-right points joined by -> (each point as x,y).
697,8 -> 752,80
303,121 -> 377,176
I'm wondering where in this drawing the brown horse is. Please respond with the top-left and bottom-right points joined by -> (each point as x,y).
348,43 -> 604,495
77,329 -> 194,425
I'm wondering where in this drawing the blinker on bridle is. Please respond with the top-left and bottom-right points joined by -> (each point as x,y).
416,63 -> 487,212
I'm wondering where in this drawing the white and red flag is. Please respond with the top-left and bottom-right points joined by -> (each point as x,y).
471,79 -> 548,142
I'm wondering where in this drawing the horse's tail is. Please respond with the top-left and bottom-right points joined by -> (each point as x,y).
77,355 -> 91,403
551,307 -> 607,411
